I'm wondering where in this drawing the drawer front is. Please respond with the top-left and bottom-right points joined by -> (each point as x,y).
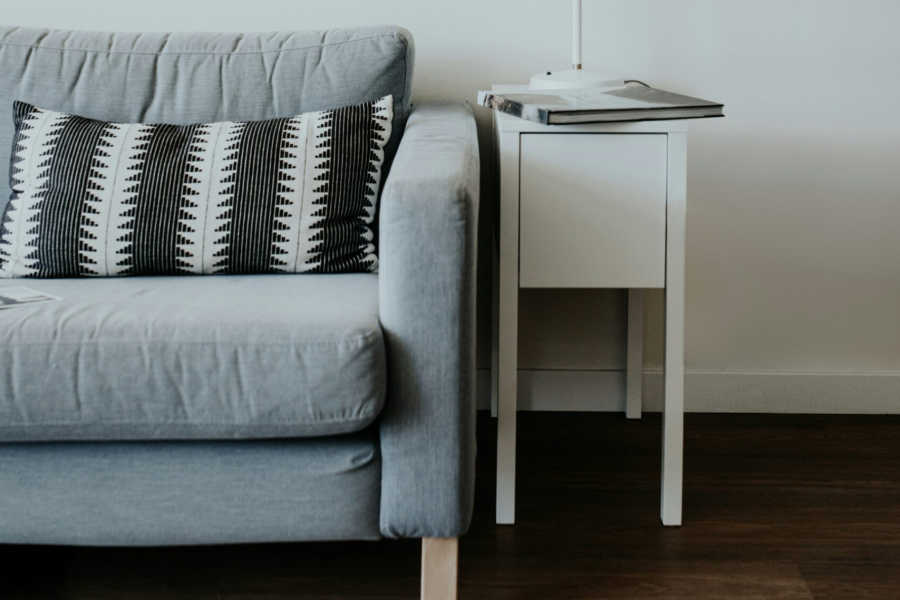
519,133 -> 668,288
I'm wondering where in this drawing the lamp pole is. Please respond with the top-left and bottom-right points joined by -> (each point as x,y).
573,0 -> 582,70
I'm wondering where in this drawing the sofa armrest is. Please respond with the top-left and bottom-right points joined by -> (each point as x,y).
378,101 -> 480,538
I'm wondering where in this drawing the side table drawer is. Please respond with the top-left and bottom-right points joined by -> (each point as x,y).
519,133 -> 668,288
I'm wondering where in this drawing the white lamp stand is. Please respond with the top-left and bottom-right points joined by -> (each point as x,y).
530,0 -> 625,90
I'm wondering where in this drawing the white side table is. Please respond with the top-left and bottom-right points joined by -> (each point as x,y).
490,85 -> 687,526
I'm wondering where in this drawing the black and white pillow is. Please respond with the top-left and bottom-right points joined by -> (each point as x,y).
0,96 -> 392,278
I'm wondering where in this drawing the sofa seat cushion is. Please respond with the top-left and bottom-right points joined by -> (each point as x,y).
0,275 -> 385,442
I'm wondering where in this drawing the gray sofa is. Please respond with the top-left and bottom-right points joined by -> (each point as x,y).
0,25 -> 478,599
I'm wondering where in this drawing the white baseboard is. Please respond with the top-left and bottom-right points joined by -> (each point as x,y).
476,368 -> 900,414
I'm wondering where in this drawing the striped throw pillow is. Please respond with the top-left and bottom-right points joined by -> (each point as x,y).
0,96 -> 392,277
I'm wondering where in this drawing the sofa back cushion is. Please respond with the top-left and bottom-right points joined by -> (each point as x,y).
0,25 -> 415,217
1,97 -> 391,278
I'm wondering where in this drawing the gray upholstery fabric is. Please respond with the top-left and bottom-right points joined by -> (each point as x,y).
0,430 -> 381,545
0,275 -> 385,441
0,25 -> 414,215
0,24 -> 482,545
378,102 -> 480,538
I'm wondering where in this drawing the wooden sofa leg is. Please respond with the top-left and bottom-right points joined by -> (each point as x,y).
421,537 -> 458,600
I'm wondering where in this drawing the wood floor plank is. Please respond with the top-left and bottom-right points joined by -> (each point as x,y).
801,563 -> 900,600
459,559 -> 814,600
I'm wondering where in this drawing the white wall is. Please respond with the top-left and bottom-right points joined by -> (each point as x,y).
7,1 -> 900,411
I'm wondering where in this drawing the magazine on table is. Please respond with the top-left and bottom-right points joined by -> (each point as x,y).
478,85 -> 724,125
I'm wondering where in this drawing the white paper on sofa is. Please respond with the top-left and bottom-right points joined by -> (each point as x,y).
0,287 -> 60,309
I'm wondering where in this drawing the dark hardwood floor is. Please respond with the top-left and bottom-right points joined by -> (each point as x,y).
3,412 -> 899,599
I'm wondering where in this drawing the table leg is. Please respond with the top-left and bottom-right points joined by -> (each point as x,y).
496,130 -> 520,525
626,289 -> 644,419
661,133 -> 686,526
491,230 -> 500,418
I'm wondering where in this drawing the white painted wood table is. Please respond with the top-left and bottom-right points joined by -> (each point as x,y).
490,85 -> 686,527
